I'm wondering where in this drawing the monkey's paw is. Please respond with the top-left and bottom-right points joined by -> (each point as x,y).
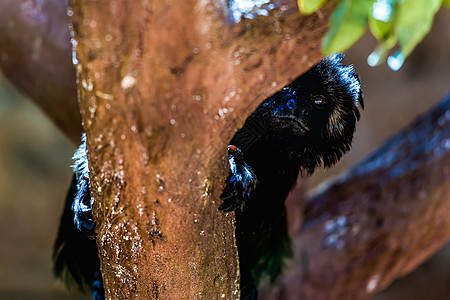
219,145 -> 257,212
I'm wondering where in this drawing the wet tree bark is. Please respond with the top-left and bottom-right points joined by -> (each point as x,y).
1,1 -> 449,300
66,0 -> 333,299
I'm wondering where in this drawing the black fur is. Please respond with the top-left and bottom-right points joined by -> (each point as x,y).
53,175 -> 104,299
53,134 -> 104,299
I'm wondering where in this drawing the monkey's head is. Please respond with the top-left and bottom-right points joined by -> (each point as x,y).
267,54 -> 363,173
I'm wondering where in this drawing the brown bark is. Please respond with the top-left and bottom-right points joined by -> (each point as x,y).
0,0 -> 81,143
67,0 -> 334,299
261,95 -> 450,299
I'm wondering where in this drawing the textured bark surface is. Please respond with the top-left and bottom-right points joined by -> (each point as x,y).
67,0 -> 334,299
0,0 -> 81,143
261,95 -> 450,300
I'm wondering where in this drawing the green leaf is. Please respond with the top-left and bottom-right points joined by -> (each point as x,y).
396,0 -> 442,57
298,0 -> 328,15
320,0 -> 444,68
368,0 -> 397,66
322,0 -> 374,55
369,1 -> 396,42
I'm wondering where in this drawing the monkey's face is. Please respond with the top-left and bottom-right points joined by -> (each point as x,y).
268,54 -> 363,171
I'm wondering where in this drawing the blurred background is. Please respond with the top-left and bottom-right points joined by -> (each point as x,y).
0,7 -> 448,300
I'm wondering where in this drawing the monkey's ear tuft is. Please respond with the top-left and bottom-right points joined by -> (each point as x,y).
326,53 -> 345,64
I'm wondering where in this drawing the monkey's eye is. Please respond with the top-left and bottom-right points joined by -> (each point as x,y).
287,99 -> 296,109
313,95 -> 326,106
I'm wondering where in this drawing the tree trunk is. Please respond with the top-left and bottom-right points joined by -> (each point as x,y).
68,0 -> 333,298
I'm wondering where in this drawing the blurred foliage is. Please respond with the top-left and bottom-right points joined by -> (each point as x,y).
322,0 -> 373,57
298,0 -> 448,70
297,0 -> 328,14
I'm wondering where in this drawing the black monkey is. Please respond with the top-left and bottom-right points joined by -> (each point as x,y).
219,54 -> 363,299
53,54 -> 362,300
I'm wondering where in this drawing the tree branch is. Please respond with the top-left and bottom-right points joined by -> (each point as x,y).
0,0 -> 81,143
67,0 -> 334,298
261,94 -> 450,300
